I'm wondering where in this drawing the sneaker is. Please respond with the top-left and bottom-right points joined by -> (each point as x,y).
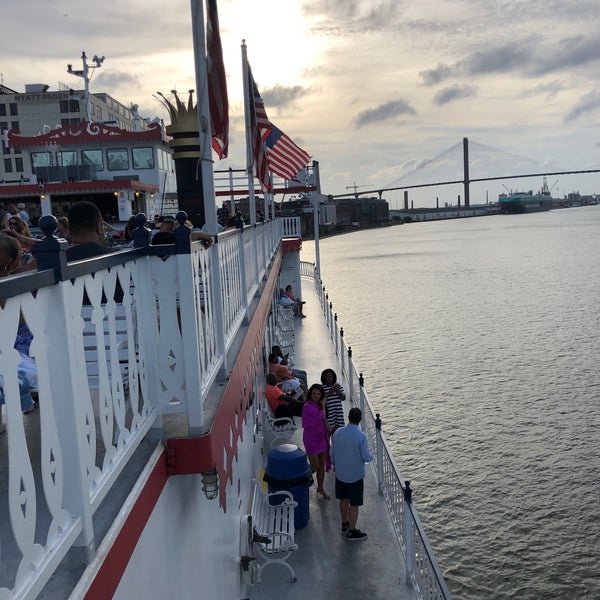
346,529 -> 367,541
341,521 -> 349,535
23,403 -> 38,415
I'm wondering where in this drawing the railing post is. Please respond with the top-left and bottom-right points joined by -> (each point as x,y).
31,214 -> 69,280
174,216 -> 205,432
359,372 -> 366,421
329,301 -> 334,340
339,328 -> 345,376
251,223 -> 260,294
238,229 -> 250,322
404,481 -> 414,586
375,413 -> 383,495
347,346 -> 354,402
334,313 -> 339,356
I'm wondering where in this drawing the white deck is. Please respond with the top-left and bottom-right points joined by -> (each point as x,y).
248,279 -> 417,600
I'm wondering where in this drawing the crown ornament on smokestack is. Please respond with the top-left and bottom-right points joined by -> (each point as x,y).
155,89 -> 207,228
156,89 -> 209,160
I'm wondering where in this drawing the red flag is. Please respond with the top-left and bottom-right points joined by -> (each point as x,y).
206,0 -> 229,159
264,123 -> 310,181
247,65 -> 272,192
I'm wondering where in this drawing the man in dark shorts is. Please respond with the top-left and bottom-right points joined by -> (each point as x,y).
330,407 -> 374,541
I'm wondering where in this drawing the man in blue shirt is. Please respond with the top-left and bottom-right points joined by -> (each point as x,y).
330,407 -> 373,541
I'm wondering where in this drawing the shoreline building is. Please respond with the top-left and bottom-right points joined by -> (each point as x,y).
0,81 -> 176,223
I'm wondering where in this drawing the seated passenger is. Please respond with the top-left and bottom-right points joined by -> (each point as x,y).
284,284 -> 305,317
271,344 -> 307,386
265,373 -> 304,418
268,353 -> 306,399
279,288 -> 295,309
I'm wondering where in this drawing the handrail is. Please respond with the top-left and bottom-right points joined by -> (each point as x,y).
0,216 -> 300,598
301,260 -> 452,600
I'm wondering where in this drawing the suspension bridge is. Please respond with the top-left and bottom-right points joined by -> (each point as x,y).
333,138 -> 600,208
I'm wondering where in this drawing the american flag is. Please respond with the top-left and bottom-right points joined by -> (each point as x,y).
247,65 -> 272,192
206,0 -> 229,159
264,123 -> 311,181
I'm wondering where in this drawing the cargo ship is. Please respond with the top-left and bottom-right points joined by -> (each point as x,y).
498,178 -> 553,213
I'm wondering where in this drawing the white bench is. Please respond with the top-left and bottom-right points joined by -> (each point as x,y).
261,407 -> 298,448
250,479 -> 298,583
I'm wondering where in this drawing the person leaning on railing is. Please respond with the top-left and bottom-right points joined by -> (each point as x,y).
0,233 -> 39,429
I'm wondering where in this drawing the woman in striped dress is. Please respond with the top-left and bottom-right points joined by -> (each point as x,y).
321,368 -> 346,436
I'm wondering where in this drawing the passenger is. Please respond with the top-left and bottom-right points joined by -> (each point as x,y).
66,202 -> 125,304
181,220 -> 213,247
17,203 -> 30,226
279,287 -> 295,309
331,407 -> 373,541
284,284 -> 305,317
321,368 -> 346,436
265,373 -> 304,418
0,234 -> 38,425
150,230 -> 176,261
66,201 -> 113,260
268,353 -> 306,399
271,344 -> 307,386
302,383 -> 331,499
150,215 -> 174,239
56,216 -> 72,243
5,215 -> 35,251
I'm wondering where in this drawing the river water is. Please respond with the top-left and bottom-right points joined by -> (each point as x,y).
300,207 -> 600,600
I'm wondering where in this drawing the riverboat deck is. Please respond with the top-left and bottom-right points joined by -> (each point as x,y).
0,230 -> 443,599
247,279 -> 417,600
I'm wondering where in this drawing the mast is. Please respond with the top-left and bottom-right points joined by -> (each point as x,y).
66,52 -> 104,123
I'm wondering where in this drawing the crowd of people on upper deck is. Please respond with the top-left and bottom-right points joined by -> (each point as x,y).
0,200 -> 215,434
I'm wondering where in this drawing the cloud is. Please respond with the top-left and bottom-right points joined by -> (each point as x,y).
521,80 -> 564,100
532,36 -> 600,76
303,0 -> 400,33
262,85 -> 310,109
420,63 -> 453,86
462,41 -> 534,75
433,85 -> 477,105
353,99 -> 416,127
95,70 -> 141,90
419,34 -> 600,86
564,89 -> 600,122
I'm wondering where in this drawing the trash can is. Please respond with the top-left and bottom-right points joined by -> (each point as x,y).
264,443 -> 313,529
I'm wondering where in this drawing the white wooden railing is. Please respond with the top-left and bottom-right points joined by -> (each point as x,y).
0,216 -> 299,598
303,261 -> 453,600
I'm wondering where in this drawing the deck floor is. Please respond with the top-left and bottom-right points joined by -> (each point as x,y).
248,279 -> 417,600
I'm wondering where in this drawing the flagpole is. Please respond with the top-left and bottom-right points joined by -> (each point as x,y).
190,0 -> 227,373
312,160 -> 322,279
241,41 -> 258,226
191,0 -> 218,234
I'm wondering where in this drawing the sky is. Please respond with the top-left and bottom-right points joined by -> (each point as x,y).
3,0 -> 600,208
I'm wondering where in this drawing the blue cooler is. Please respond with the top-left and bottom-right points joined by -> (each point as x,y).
264,443 -> 313,529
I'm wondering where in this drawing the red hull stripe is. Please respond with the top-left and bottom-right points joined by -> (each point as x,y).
83,448 -> 168,599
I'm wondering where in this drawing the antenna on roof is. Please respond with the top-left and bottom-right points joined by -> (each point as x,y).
66,51 -> 105,123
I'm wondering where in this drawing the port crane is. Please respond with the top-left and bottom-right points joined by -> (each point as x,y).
346,181 -> 367,198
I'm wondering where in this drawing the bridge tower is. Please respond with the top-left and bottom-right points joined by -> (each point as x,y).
463,137 -> 470,208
